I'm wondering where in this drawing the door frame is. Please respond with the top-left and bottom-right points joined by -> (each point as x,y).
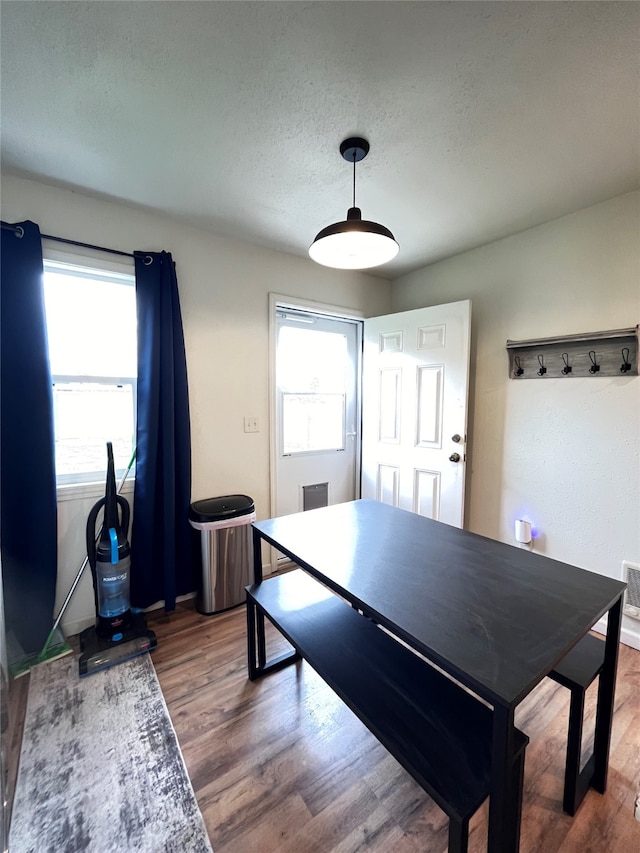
269,293 -> 364,545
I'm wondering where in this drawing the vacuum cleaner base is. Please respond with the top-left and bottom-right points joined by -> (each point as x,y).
78,611 -> 157,678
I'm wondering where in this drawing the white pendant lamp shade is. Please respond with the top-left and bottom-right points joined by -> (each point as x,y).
309,207 -> 399,270
309,138 -> 399,270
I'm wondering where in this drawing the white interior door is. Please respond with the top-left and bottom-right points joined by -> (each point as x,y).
274,309 -> 360,520
362,300 -> 471,527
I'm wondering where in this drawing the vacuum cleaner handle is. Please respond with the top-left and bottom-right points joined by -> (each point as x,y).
87,496 -> 130,555
116,494 -> 130,541
86,497 -> 105,571
86,496 -> 105,611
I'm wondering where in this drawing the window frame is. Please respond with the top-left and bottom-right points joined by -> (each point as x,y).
42,250 -> 138,492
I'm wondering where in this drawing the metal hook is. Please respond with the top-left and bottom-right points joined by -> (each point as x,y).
561,352 -> 572,375
514,356 -> 524,377
621,347 -> 632,373
588,350 -> 600,374
537,354 -> 547,376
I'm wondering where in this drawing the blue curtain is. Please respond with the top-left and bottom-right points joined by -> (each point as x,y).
0,221 -> 58,654
131,252 -> 194,610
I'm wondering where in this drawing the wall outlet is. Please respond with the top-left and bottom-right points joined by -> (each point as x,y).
244,416 -> 259,433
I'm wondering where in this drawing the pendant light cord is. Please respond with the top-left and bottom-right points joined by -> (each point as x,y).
352,154 -> 357,208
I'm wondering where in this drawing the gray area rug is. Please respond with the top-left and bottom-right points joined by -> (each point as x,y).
9,653 -> 213,853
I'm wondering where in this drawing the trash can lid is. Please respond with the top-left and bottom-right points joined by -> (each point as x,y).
189,494 -> 255,523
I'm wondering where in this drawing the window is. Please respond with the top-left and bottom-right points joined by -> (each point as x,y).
43,258 -> 137,486
277,323 -> 349,455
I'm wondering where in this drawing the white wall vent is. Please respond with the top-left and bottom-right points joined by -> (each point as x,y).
622,561 -> 640,621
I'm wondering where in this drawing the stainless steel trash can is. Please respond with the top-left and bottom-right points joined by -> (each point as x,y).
188,495 -> 255,615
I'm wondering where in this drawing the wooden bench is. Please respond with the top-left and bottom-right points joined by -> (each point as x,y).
246,570 -> 529,853
548,633 -> 606,815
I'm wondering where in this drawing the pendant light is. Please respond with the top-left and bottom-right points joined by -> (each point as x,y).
309,137 -> 399,270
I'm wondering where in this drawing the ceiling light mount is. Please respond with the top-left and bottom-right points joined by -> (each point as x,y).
309,136 -> 399,271
339,137 -> 369,163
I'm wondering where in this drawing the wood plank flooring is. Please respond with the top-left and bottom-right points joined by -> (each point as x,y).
4,670 -> 30,840
150,600 -> 640,853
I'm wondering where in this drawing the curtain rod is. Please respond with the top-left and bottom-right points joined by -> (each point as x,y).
1,221 -> 147,261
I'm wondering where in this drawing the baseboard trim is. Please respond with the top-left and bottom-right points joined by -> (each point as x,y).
62,615 -> 96,638
64,592 -> 199,639
144,591 -> 197,613
591,616 -> 640,651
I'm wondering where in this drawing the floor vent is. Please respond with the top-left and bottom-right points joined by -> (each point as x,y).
622,561 -> 640,621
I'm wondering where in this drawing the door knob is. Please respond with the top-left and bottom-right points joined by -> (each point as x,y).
449,452 -> 461,463
452,434 -> 461,443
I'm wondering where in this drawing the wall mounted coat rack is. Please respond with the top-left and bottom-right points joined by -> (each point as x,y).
506,326 -> 638,379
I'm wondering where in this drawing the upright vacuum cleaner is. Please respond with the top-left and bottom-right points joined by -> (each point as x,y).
78,442 -> 157,677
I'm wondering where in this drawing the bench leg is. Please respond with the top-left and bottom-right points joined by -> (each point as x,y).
563,677 -> 610,816
246,595 -> 260,679
448,816 -> 469,853
563,686 -> 586,815
246,594 -> 301,681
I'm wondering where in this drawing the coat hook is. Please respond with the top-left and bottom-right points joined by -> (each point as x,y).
537,354 -> 547,376
620,347 -> 632,373
561,352 -> 572,375
588,350 -> 600,374
514,356 -> 524,377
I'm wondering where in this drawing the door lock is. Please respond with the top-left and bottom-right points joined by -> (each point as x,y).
449,452 -> 461,463
452,434 -> 462,443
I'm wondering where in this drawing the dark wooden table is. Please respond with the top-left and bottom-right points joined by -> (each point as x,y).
251,499 -> 625,853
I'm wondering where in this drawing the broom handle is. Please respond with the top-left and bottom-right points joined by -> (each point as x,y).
42,447 -> 137,652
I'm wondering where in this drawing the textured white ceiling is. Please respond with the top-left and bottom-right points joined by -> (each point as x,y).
1,1 -> 638,278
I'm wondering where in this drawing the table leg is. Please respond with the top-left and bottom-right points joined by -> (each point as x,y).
592,595 -> 622,792
488,704 -> 520,853
252,526 -> 264,584
251,526 -> 267,669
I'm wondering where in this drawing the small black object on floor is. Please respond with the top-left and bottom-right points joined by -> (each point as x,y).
79,611 -> 157,678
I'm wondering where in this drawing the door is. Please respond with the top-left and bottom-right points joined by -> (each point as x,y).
362,300 -> 471,527
274,308 -> 361,519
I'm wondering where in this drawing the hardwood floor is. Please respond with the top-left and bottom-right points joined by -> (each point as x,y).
150,601 -> 640,853
3,669 -> 30,841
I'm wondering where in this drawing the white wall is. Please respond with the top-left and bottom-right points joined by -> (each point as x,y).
4,175 -> 638,645
391,192 -> 640,647
1,173 -> 392,633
